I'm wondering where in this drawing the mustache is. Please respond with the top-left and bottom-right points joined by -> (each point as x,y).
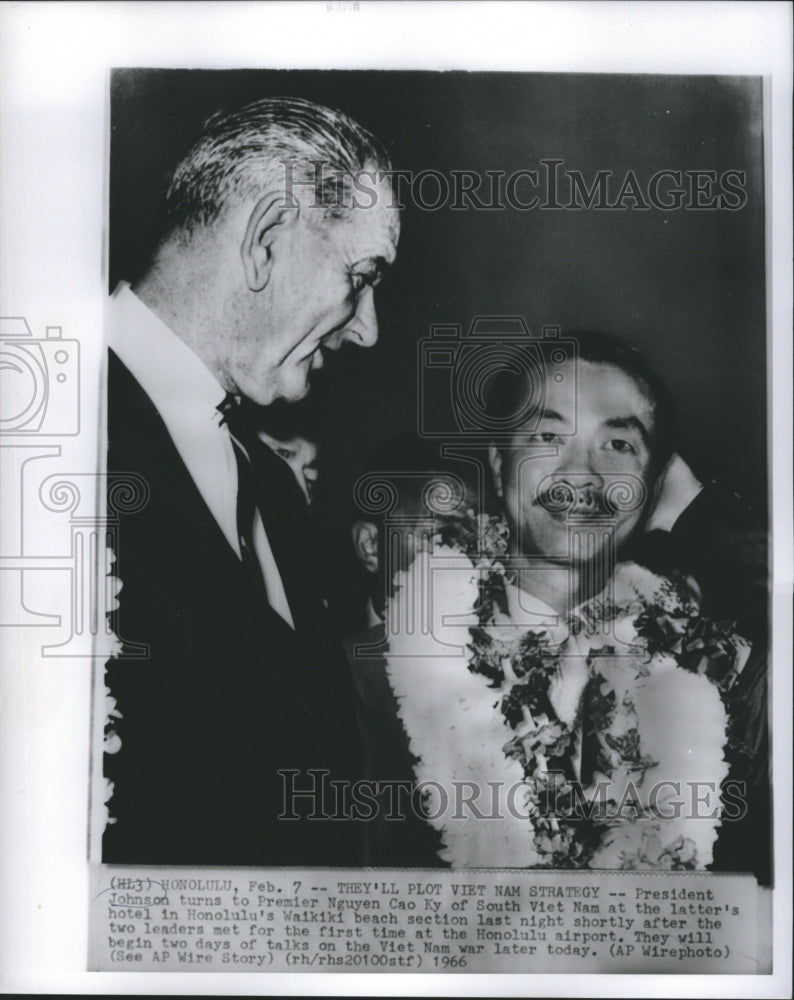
534,481 -> 607,514
533,474 -> 649,516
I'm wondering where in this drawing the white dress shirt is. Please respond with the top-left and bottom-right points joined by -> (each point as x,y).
107,281 -> 294,627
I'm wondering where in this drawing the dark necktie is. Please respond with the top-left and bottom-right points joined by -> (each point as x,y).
217,394 -> 272,607
218,394 -> 318,631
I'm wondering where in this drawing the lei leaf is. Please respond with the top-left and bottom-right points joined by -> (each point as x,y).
468,626 -> 508,687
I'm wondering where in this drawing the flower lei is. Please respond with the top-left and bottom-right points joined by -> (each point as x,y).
384,512 -> 750,870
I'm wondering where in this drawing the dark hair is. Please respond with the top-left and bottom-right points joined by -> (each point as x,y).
486,330 -> 676,477
253,396 -> 321,447
163,96 -> 392,237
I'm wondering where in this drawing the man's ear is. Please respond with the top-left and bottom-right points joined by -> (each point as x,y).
488,443 -> 504,498
646,466 -> 666,521
644,453 -> 703,533
352,520 -> 379,574
240,194 -> 297,292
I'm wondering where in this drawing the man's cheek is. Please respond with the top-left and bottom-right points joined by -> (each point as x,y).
514,470 -> 539,508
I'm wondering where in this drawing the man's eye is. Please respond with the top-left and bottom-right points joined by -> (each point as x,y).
350,272 -> 377,294
275,447 -> 296,461
604,438 -> 636,455
526,432 -> 561,444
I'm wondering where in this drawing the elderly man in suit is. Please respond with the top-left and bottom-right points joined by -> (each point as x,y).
103,97 -> 399,865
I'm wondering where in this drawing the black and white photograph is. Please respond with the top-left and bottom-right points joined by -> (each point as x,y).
0,2 -> 791,995
103,67 -> 771,878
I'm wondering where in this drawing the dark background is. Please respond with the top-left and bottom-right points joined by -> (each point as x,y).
109,69 -> 767,629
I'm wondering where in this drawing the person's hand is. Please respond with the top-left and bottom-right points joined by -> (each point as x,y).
645,453 -> 703,533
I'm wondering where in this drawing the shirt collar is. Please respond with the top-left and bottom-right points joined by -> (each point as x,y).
364,596 -> 384,630
108,281 -> 227,423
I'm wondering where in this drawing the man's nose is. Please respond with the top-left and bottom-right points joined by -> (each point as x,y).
344,287 -> 379,348
554,441 -> 604,487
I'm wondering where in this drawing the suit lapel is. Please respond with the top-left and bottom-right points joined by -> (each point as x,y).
108,349 -> 298,644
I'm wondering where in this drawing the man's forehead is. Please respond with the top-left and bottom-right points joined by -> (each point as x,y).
349,198 -> 400,260
383,201 -> 401,246
544,359 -> 654,420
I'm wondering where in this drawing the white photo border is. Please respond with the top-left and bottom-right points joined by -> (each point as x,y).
0,2 -> 790,996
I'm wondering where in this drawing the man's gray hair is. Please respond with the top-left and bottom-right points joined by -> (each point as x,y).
163,96 -> 392,237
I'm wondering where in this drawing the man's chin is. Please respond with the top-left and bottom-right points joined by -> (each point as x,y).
274,368 -> 313,404
241,374 -> 311,407
519,529 -> 615,565
290,379 -> 312,402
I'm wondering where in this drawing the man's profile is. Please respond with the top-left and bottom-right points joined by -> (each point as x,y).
103,97 -> 399,865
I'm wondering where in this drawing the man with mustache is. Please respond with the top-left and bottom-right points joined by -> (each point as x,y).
487,334 -> 675,618
487,332 -> 766,638
486,331 -> 769,881
104,97 -> 399,865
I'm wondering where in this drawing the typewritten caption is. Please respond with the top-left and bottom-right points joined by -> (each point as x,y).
89,867 -> 760,973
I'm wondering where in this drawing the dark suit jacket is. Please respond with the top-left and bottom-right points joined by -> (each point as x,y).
103,351 -> 363,866
345,624 -> 445,868
630,486 -> 771,885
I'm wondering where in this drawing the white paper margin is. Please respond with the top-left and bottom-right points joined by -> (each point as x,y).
0,1 -> 791,996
